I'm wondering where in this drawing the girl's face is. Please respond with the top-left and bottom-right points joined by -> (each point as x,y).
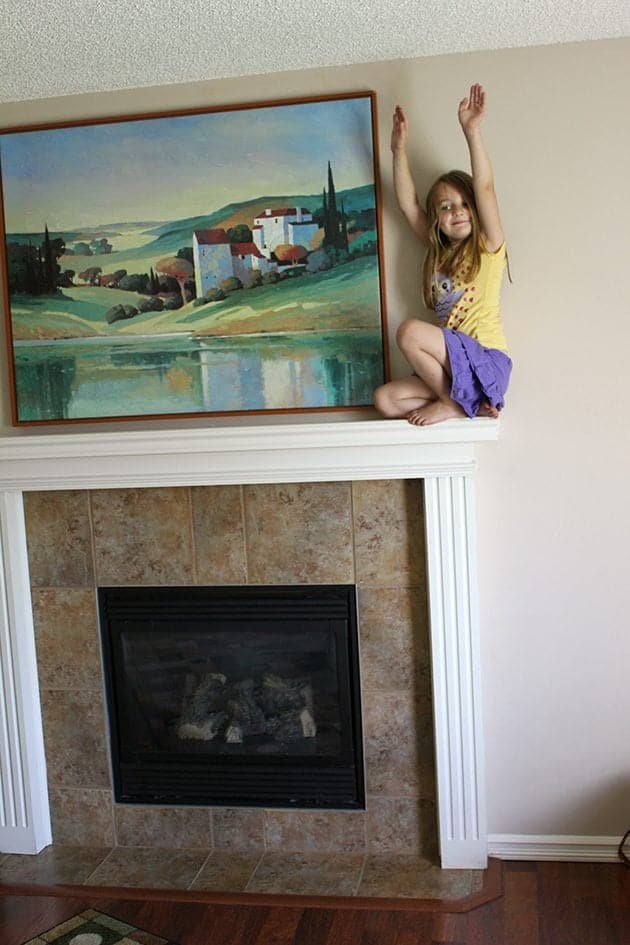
434,184 -> 472,243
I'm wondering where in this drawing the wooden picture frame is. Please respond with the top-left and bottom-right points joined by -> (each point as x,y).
0,92 -> 388,425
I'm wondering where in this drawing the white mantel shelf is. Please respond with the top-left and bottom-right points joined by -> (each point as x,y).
0,417 -> 498,490
0,415 -> 496,870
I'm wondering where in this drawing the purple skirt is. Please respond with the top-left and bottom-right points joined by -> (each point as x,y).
443,329 -> 512,418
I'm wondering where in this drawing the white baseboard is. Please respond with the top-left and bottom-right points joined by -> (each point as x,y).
487,834 -> 622,862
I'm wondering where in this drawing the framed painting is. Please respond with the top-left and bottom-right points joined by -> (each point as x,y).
0,92 -> 388,425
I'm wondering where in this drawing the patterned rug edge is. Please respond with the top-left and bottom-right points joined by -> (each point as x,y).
22,907 -> 180,945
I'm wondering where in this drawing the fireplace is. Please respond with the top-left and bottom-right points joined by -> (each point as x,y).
98,584 -> 364,809
0,417 -> 495,867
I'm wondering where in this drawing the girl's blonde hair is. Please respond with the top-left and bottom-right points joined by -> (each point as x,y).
422,170 -> 483,310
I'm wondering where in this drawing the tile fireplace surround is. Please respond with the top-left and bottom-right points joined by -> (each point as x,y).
0,416 -> 497,871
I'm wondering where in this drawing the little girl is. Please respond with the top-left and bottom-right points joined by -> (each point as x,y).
374,84 -> 512,425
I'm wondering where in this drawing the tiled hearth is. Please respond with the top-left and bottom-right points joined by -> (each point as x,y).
0,845 -> 483,899
0,478 -> 476,897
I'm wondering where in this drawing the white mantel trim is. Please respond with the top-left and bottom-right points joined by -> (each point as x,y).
0,417 -> 497,490
0,416 -> 495,868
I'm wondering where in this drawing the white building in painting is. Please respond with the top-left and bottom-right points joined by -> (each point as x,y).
252,207 -> 319,257
193,229 -> 233,298
230,241 -> 274,284
193,228 -> 277,297
193,208 -> 320,298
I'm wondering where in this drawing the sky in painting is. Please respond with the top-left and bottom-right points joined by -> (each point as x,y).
0,97 -> 376,233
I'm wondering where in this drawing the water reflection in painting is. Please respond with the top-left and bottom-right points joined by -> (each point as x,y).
14,330 -> 382,421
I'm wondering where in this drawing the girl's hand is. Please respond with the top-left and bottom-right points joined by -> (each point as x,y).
458,83 -> 486,134
391,105 -> 409,152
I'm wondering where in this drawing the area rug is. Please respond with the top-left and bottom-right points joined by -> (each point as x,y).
22,908 -> 180,945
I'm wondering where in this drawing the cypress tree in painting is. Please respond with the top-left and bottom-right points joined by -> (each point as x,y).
6,226 -> 66,295
322,162 -> 349,253
149,266 -> 160,295
340,198 -> 349,252
43,225 -> 55,293
327,161 -> 337,215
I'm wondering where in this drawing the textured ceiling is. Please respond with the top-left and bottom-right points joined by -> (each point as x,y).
1,0 -> 628,103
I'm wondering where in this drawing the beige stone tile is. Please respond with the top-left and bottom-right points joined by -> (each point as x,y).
23,490 -> 94,587
264,809 -> 366,853
212,807 -> 266,852
365,796 -> 437,855
0,845 -> 111,885
41,690 -> 111,789
352,480 -> 424,586
190,851 -> 261,891
114,805 -> 212,849
91,487 -> 194,585
191,485 -> 247,584
358,854 -> 475,899
244,482 -> 354,583
358,585 -> 428,648
49,788 -> 115,846
246,851 -> 364,896
359,585 -> 431,702
86,846 -> 209,889
33,588 -> 102,691
363,691 -> 435,798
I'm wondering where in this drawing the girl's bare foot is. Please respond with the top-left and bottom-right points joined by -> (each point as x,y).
406,401 -> 467,426
477,401 -> 500,419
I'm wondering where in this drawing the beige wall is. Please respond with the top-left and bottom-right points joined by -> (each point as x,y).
2,37 -> 629,838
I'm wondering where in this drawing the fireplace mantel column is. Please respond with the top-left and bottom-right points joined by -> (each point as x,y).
424,475 -> 487,869
0,491 -> 52,853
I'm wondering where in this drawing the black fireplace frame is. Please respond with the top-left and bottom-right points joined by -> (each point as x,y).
98,584 -> 365,810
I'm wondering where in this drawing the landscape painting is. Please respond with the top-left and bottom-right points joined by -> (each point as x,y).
0,92 -> 387,424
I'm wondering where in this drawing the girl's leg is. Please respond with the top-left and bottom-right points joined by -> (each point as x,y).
374,375 -> 435,418
395,319 -> 466,425
396,319 -> 453,400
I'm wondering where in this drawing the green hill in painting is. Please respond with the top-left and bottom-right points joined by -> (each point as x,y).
10,255 -> 381,342
5,183 -> 376,267
83,183 -> 375,266
7,183 -> 381,342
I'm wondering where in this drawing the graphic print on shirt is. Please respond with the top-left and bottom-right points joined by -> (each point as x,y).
432,273 -> 465,322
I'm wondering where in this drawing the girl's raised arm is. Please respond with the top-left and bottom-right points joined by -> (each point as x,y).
391,105 -> 428,244
458,84 -> 505,252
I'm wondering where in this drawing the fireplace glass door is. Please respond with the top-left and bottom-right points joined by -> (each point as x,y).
98,585 -> 364,809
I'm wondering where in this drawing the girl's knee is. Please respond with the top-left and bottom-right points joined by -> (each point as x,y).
395,318 -> 417,350
396,318 -> 445,363
373,383 -> 390,414
396,317 -> 433,352
374,382 -> 398,418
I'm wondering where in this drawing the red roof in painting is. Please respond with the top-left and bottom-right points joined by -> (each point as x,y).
194,228 -> 228,244
230,242 -> 265,259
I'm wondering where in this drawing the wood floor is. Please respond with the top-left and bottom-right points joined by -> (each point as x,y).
2,861 -> 630,944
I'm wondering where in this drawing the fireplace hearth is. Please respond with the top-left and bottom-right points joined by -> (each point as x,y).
98,584 -> 365,810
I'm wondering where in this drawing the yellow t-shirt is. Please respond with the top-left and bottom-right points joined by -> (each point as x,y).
433,243 -> 509,353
